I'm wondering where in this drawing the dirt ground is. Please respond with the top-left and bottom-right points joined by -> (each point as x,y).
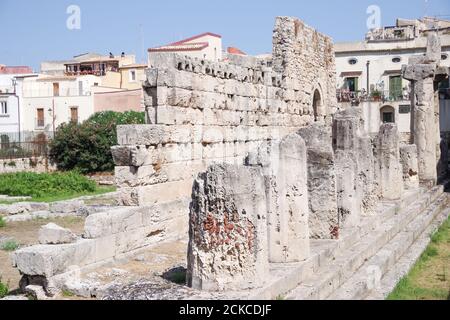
86,240 -> 188,284
0,217 -> 85,292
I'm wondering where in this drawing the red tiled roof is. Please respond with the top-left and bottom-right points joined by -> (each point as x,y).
227,47 -> 247,55
0,65 -> 33,74
148,32 -> 221,53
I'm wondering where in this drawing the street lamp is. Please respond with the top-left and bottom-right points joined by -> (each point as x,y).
11,78 -> 21,142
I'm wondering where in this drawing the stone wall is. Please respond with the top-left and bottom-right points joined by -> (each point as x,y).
0,157 -> 55,174
112,17 -> 337,237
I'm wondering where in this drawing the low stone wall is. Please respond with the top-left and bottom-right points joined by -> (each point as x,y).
0,157 -> 56,174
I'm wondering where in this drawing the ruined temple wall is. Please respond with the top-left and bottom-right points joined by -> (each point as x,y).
273,16 -> 337,121
113,18 -> 337,214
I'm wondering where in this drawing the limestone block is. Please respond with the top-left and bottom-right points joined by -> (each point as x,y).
187,163 -> 268,291
136,179 -> 194,206
399,144 -> 420,190
426,32 -> 441,63
0,203 -> 31,215
38,223 -> 77,245
84,207 -> 146,239
49,200 -> 84,214
117,125 -> 168,146
12,244 -> 78,277
402,64 -> 435,82
114,165 -> 168,188
298,124 -> 339,239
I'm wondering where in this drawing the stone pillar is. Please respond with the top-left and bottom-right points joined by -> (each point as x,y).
332,108 -> 364,228
402,32 -> 449,187
358,136 -> 378,215
187,164 -> 268,291
414,76 -> 437,185
187,163 -> 269,291
335,150 -> 359,229
297,124 -> 339,239
399,144 -> 420,190
246,133 -> 310,262
375,124 -> 404,200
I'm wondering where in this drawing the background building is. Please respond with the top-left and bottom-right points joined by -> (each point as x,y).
148,32 -> 223,66
335,17 -> 450,138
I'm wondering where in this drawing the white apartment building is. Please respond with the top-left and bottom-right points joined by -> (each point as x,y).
21,74 -> 100,136
335,17 -> 450,136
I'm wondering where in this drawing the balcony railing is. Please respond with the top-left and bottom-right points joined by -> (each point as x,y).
337,89 -> 410,105
65,70 -> 107,77
36,119 -> 45,129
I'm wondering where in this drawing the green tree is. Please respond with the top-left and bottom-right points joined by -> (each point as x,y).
49,111 -> 145,173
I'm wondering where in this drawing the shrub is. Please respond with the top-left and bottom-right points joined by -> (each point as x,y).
0,216 -> 5,228
49,111 -> 145,174
0,172 -> 96,199
1,240 -> 19,252
0,278 -> 9,298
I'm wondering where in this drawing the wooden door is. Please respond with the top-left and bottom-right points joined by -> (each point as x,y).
70,107 -> 78,123
37,108 -> 44,127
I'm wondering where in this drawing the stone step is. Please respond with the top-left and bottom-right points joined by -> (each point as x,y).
365,205 -> 450,300
327,194 -> 449,300
285,185 -> 446,300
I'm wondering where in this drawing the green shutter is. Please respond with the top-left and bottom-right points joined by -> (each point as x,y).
389,76 -> 402,100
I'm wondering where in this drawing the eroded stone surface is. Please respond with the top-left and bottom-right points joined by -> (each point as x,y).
187,163 -> 268,291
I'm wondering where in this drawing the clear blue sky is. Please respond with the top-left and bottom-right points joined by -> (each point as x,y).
0,0 -> 449,70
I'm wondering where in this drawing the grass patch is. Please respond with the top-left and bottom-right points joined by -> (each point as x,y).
0,278 -> 9,298
1,240 -> 19,252
61,289 -> 75,297
0,172 -> 115,203
387,216 -> 450,300
0,216 -> 5,228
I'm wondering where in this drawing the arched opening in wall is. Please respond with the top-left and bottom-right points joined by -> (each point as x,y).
313,89 -> 322,122
380,105 -> 395,124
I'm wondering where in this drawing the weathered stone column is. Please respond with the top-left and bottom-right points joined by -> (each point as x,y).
332,108 -> 365,228
187,163 -> 269,291
246,133 -> 310,262
297,124 -> 339,239
399,144 -> 420,190
402,32 -> 448,186
375,124 -> 404,200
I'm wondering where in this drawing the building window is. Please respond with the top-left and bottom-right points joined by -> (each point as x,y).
0,101 -> 7,115
348,58 -> 358,65
70,107 -> 79,123
53,82 -> 60,97
36,108 -> 45,128
442,54 -> 448,61
130,70 -> 136,82
380,105 -> 395,124
392,57 -> 402,63
344,77 -> 359,92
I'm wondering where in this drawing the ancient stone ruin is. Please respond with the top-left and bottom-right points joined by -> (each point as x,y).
9,16 -> 450,300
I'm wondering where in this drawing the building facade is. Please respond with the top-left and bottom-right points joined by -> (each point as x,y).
335,17 -> 450,137
148,32 -> 223,66
0,66 -> 36,141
